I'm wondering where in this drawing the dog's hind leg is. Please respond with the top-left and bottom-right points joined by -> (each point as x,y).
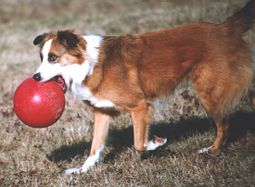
194,77 -> 245,154
192,56 -> 252,153
196,98 -> 233,153
198,120 -> 230,153
211,120 -> 230,151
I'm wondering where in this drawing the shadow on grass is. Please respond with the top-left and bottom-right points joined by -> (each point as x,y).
47,111 -> 255,163
46,141 -> 91,162
227,111 -> 255,144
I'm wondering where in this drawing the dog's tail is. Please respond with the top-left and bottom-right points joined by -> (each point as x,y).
223,0 -> 255,37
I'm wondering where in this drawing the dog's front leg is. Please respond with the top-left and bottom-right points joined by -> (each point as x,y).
131,100 -> 167,152
81,110 -> 111,172
64,110 -> 111,175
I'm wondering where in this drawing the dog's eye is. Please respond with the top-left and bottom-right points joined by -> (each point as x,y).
48,53 -> 58,63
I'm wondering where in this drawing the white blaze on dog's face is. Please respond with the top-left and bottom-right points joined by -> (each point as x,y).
33,30 -> 101,87
35,39 -> 62,82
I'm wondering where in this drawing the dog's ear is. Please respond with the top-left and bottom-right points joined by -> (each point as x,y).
33,33 -> 48,46
57,30 -> 79,49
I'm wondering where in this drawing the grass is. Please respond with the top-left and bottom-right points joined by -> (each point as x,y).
0,0 -> 255,186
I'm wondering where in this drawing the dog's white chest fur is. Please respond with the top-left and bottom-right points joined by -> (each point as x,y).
71,82 -> 115,108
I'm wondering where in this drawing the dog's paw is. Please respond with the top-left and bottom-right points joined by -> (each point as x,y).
63,164 -> 92,175
64,167 -> 82,175
64,146 -> 104,175
146,136 -> 167,151
64,165 -> 91,175
198,146 -> 212,154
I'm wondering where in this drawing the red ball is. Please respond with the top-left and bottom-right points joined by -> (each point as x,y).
13,77 -> 65,128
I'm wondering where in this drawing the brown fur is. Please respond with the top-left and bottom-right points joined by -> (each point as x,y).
34,1 -> 255,156
85,21 -> 253,152
34,30 -> 86,65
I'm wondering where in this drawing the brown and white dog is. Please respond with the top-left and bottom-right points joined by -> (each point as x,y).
33,1 -> 255,174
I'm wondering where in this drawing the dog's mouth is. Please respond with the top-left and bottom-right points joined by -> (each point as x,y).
52,76 -> 67,93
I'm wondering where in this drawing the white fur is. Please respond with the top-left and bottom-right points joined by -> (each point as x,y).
198,146 -> 212,154
64,146 -> 104,175
42,39 -> 52,63
34,35 -> 114,109
145,138 -> 167,151
83,35 -> 103,74
72,82 -> 115,108
62,62 -> 91,87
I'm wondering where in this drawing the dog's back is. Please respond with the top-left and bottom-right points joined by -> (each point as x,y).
135,0 -> 255,120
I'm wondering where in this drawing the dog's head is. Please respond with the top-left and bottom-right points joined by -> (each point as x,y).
33,30 -> 98,87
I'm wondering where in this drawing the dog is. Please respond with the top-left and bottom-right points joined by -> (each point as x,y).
32,0 -> 255,174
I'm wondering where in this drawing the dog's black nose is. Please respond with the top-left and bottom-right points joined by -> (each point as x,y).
33,73 -> 42,81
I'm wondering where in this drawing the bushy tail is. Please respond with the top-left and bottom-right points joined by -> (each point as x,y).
223,0 -> 255,37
